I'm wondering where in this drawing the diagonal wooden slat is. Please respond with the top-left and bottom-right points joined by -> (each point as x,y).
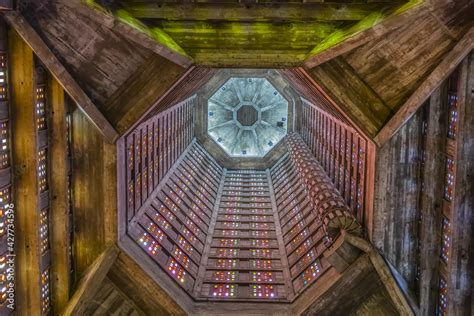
2,11 -> 120,143
62,245 -> 120,315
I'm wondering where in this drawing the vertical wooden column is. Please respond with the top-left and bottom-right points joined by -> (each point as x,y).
447,54 -> 473,315
418,85 -> 448,315
9,29 -> 40,315
49,76 -> 70,313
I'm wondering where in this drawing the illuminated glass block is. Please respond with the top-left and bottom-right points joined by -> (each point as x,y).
438,277 -> 448,316
152,212 -> 172,232
0,187 -> 11,237
41,269 -> 50,313
36,86 -> 47,130
178,236 -> 194,254
217,248 -> 239,257
251,249 -> 271,258
167,258 -> 186,283
214,271 -> 237,282
38,149 -> 48,192
210,284 -> 236,298
251,271 -> 273,282
181,227 -> 198,245
173,247 -> 190,269
39,209 -> 49,253
441,217 -> 451,263
146,222 -> 165,242
0,253 -> 7,305
301,261 -> 321,286
216,259 -> 238,269
0,122 -> 9,168
444,158 -> 455,201
219,239 -> 238,247
222,222 -> 240,229
295,239 -> 312,256
252,260 -> 272,269
447,94 -> 458,139
252,230 -> 270,238
296,249 -> 317,271
251,284 -> 276,298
138,232 -> 160,256
221,230 -> 239,237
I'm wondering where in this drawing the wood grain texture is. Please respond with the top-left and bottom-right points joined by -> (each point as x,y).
72,109 -> 117,277
9,28 -> 41,316
49,76 -> 71,314
374,26 -> 474,146
447,53 -> 473,316
372,109 -> 422,291
20,1 -> 151,109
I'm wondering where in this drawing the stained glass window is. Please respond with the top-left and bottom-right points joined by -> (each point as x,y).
35,86 -> 46,130
438,277 -> 448,316
38,149 -> 48,193
301,261 -> 321,286
251,284 -> 276,298
211,284 -> 236,297
40,269 -> 50,313
443,158 -> 455,201
440,217 -> 451,263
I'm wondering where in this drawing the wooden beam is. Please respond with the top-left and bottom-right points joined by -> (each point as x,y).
124,3 -> 397,22
49,77 -> 71,313
2,11 -> 120,143
418,87 -> 447,315
369,251 -> 415,316
374,26 -> 474,146
343,235 -> 414,315
9,28 -> 41,315
304,2 -> 428,68
61,245 -> 120,316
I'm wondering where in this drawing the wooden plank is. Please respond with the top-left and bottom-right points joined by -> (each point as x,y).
418,86 -> 447,315
49,77 -> 71,313
447,54 -> 473,316
2,11 -> 120,143
9,27 -> 41,316
72,109 -> 117,276
304,2 -> 428,68
369,251 -> 415,316
124,2 -> 397,22
62,245 -> 120,316
374,27 -> 474,146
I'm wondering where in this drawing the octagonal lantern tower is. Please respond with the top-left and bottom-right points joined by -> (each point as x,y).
207,77 -> 288,157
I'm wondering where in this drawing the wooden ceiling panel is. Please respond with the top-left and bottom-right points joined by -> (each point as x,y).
22,1 -> 153,108
343,12 -> 460,110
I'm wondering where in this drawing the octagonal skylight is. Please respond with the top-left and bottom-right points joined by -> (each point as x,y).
207,77 -> 288,157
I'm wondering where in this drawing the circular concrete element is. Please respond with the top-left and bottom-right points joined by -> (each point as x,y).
207,77 -> 288,157
237,105 -> 258,126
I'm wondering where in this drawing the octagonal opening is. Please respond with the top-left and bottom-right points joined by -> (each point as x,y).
237,105 -> 258,126
207,77 -> 289,158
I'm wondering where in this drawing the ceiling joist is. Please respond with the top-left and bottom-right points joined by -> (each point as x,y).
2,11 -> 120,143
123,2 -> 398,22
